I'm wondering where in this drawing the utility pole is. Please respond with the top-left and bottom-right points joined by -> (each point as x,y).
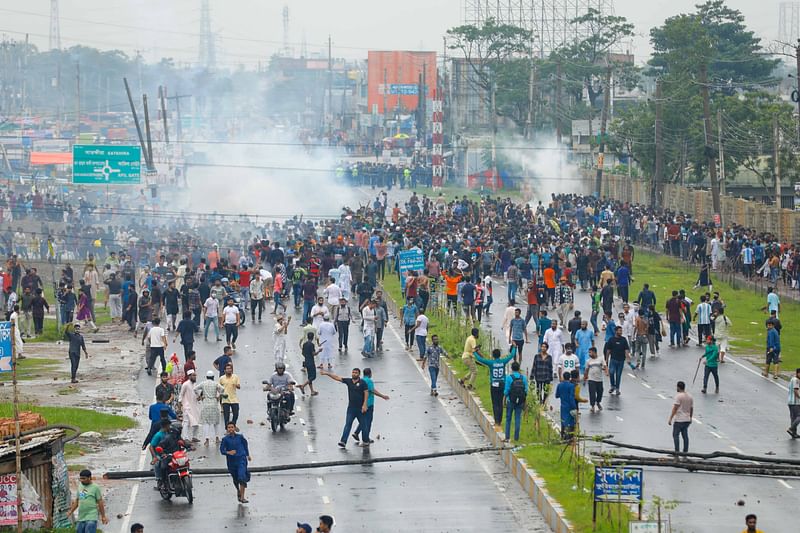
796,40 -> 800,145
717,109 -> 725,195
327,35 -> 332,135
75,61 -> 80,136
652,77 -> 664,208
680,139 -> 687,186
123,78 -> 147,159
159,86 -> 169,144
555,61 -> 562,145
699,63 -> 721,218
594,65 -> 612,198
166,92 -> 191,144
142,94 -> 154,170
526,58 -> 537,140
490,72 -> 498,191
774,115 -> 782,207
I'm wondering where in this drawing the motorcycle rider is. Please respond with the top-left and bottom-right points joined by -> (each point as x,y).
149,419 -> 181,487
265,362 -> 296,415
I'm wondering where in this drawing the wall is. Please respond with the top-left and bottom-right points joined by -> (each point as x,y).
367,51 -> 437,114
594,172 -> 800,242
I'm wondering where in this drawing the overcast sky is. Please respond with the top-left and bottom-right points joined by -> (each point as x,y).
0,0 -> 783,66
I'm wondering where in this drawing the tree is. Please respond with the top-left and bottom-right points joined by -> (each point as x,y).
447,18 -> 532,177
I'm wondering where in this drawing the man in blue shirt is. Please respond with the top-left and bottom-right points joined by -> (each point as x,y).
616,264 -> 630,303
574,320 -> 594,371
508,308 -> 528,361
475,347 -> 516,427
503,361 -> 528,442
352,367 -> 390,446
765,321 -> 781,379
555,373 -> 577,441
537,310 -> 552,348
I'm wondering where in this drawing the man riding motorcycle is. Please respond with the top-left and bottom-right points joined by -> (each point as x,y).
149,419 -> 182,487
265,363 -> 296,414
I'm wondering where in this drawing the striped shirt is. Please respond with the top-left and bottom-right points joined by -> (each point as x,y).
696,302 -> 711,325
741,247 -> 754,264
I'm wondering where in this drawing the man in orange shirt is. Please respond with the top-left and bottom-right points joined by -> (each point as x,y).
443,269 -> 463,316
543,265 -> 556,309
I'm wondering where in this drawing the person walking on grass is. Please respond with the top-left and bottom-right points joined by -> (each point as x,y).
474,347 -> 517,429
69,469 -> 108,532
421,334 -> 446,396
764,320 -> 781,379
219,422 -> 251,504
700,336 -> 720,394
320,367 -> 368,449
787,368 -> 800,439
460,328 -> 481,390
503,361 -> 528,442
668,381 -> 693,454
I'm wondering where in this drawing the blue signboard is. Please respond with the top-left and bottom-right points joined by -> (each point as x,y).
0,321 -> 13,373
389,84 -> 419,95
594,466 -> 643,503
398,249 -> 425,290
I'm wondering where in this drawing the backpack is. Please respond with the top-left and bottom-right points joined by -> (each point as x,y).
508,375 -> 527,405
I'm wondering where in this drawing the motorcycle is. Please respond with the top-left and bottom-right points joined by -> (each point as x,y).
262,381 -> 292,432
230,291 -> 247,326
154,442 -> 194,504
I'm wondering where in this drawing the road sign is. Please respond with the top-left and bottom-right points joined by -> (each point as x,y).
594,466 -> 643,503
629,521 -> 668,532
0,321 -> 12,373
398,249 -> 425,291
72,144 -> 141,184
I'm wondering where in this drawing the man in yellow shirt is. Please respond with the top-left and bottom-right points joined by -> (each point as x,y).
460,328 -> 481,389
741,513 -> 763,533
219,363 -> 241,428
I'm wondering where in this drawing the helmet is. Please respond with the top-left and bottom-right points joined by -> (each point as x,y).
275,362 -> 286,371
221,277 -> 229,283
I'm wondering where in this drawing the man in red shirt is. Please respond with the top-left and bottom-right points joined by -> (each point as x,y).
525,279 -> 539,330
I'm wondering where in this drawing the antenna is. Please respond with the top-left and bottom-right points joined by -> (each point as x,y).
49,0 -> 61,51
282,5 -> 292,57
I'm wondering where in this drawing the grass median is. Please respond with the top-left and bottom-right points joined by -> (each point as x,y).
632,250 -> 798,369
382,274 -> 631,532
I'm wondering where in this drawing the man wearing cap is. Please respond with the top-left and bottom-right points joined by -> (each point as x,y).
180,369 -> 201,442
195,370 -> 224,446
296,523 -> 312,533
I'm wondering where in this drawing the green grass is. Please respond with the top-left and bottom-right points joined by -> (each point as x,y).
633,250 -> 799,368
382,275 -> 629,532
0,404 -> 135,434
0,357 -> 60,381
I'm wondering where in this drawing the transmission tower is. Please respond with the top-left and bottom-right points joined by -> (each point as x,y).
462,0 -> 615,57
282,5 -> 293,57
49,0 -> 61,51
779,2 -> 800,46
198,0 -> 216,69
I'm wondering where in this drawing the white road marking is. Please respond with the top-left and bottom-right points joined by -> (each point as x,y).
299,417 -> 306,425
317,477 -> 325,486
657,393 -> 667,400
119,449 -> 148,533
692,417 -> 703,425
296,405 -> 302,413
615,416 -> 624,422
778,479 -> 793,489
322,495 -> 331,504
303,430 -> 309,437
641,382 -> 652,389
307,444 -> 314,453
726,355 -> 788,392
709,431 -> 722,439
730,446 -> 743,453
627,373 -> 636,379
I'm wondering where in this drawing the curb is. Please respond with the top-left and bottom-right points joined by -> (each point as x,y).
441,359 -> 573,533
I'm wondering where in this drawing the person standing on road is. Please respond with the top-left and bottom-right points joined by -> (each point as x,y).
574,320 -> 594,371
474,347 -> 516,428
173,311 -> 195,361
360,299 -> 377,358
219,363 -> 241,428
219,422 -> 251,503
179,369 -> 201,442
66,323 -> 88,383
668,381 -> 693,454
68,469 -> 108,532
203,292 -> 221,342
147,318 -> 168,375
583,347 -> 607,412
508,308 -> 527,363
693,295 -> 712,346
700,336 -> 720,394
221,297 -> 240,349
555,277 -> 574,325
531,343 -> 553,405
195,371 -> 223,446
764,321 -> 781,379
352,367 -> 390,447
320,367 -> 368,449
318,315 -> 337,368
421,334 -> 446,396
333,297 -> 351,352
542,320 -> 564,369
604,326 -> 631,396
410,309 -> 429,360
273,314 -> 290,364
787,368 -> 800,438
665,290 -> 683,348
298,332 -> 321,396
249,271 -> 265,322
711,309 -> 731,363
503,361 -> 528,442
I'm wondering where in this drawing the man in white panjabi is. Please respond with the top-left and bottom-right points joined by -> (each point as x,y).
179,369 -> 201,441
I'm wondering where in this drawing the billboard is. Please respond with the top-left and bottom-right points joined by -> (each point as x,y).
368,51 -> 437,114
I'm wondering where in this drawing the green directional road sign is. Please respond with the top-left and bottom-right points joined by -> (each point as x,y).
72,144 -> 142,184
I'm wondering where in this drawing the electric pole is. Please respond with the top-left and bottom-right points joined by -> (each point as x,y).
717,109 -> 725,196
796,40 -> 800,145
699,62 -> 721,218
652,77 -> 663,208
75,61 -> 80,136
526,58 -> 537,140
555,61 -> 562,145
383,67 -> 388,138
123,78 -> 147,158
142,94 -> 154,171
774,115 -> 782,207
594,65 -> 612,198
159,86 -> 169,144
327,35 -> 332,135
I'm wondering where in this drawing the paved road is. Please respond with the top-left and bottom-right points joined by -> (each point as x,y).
353,185 -> 798,532
105,300 -> 550,532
